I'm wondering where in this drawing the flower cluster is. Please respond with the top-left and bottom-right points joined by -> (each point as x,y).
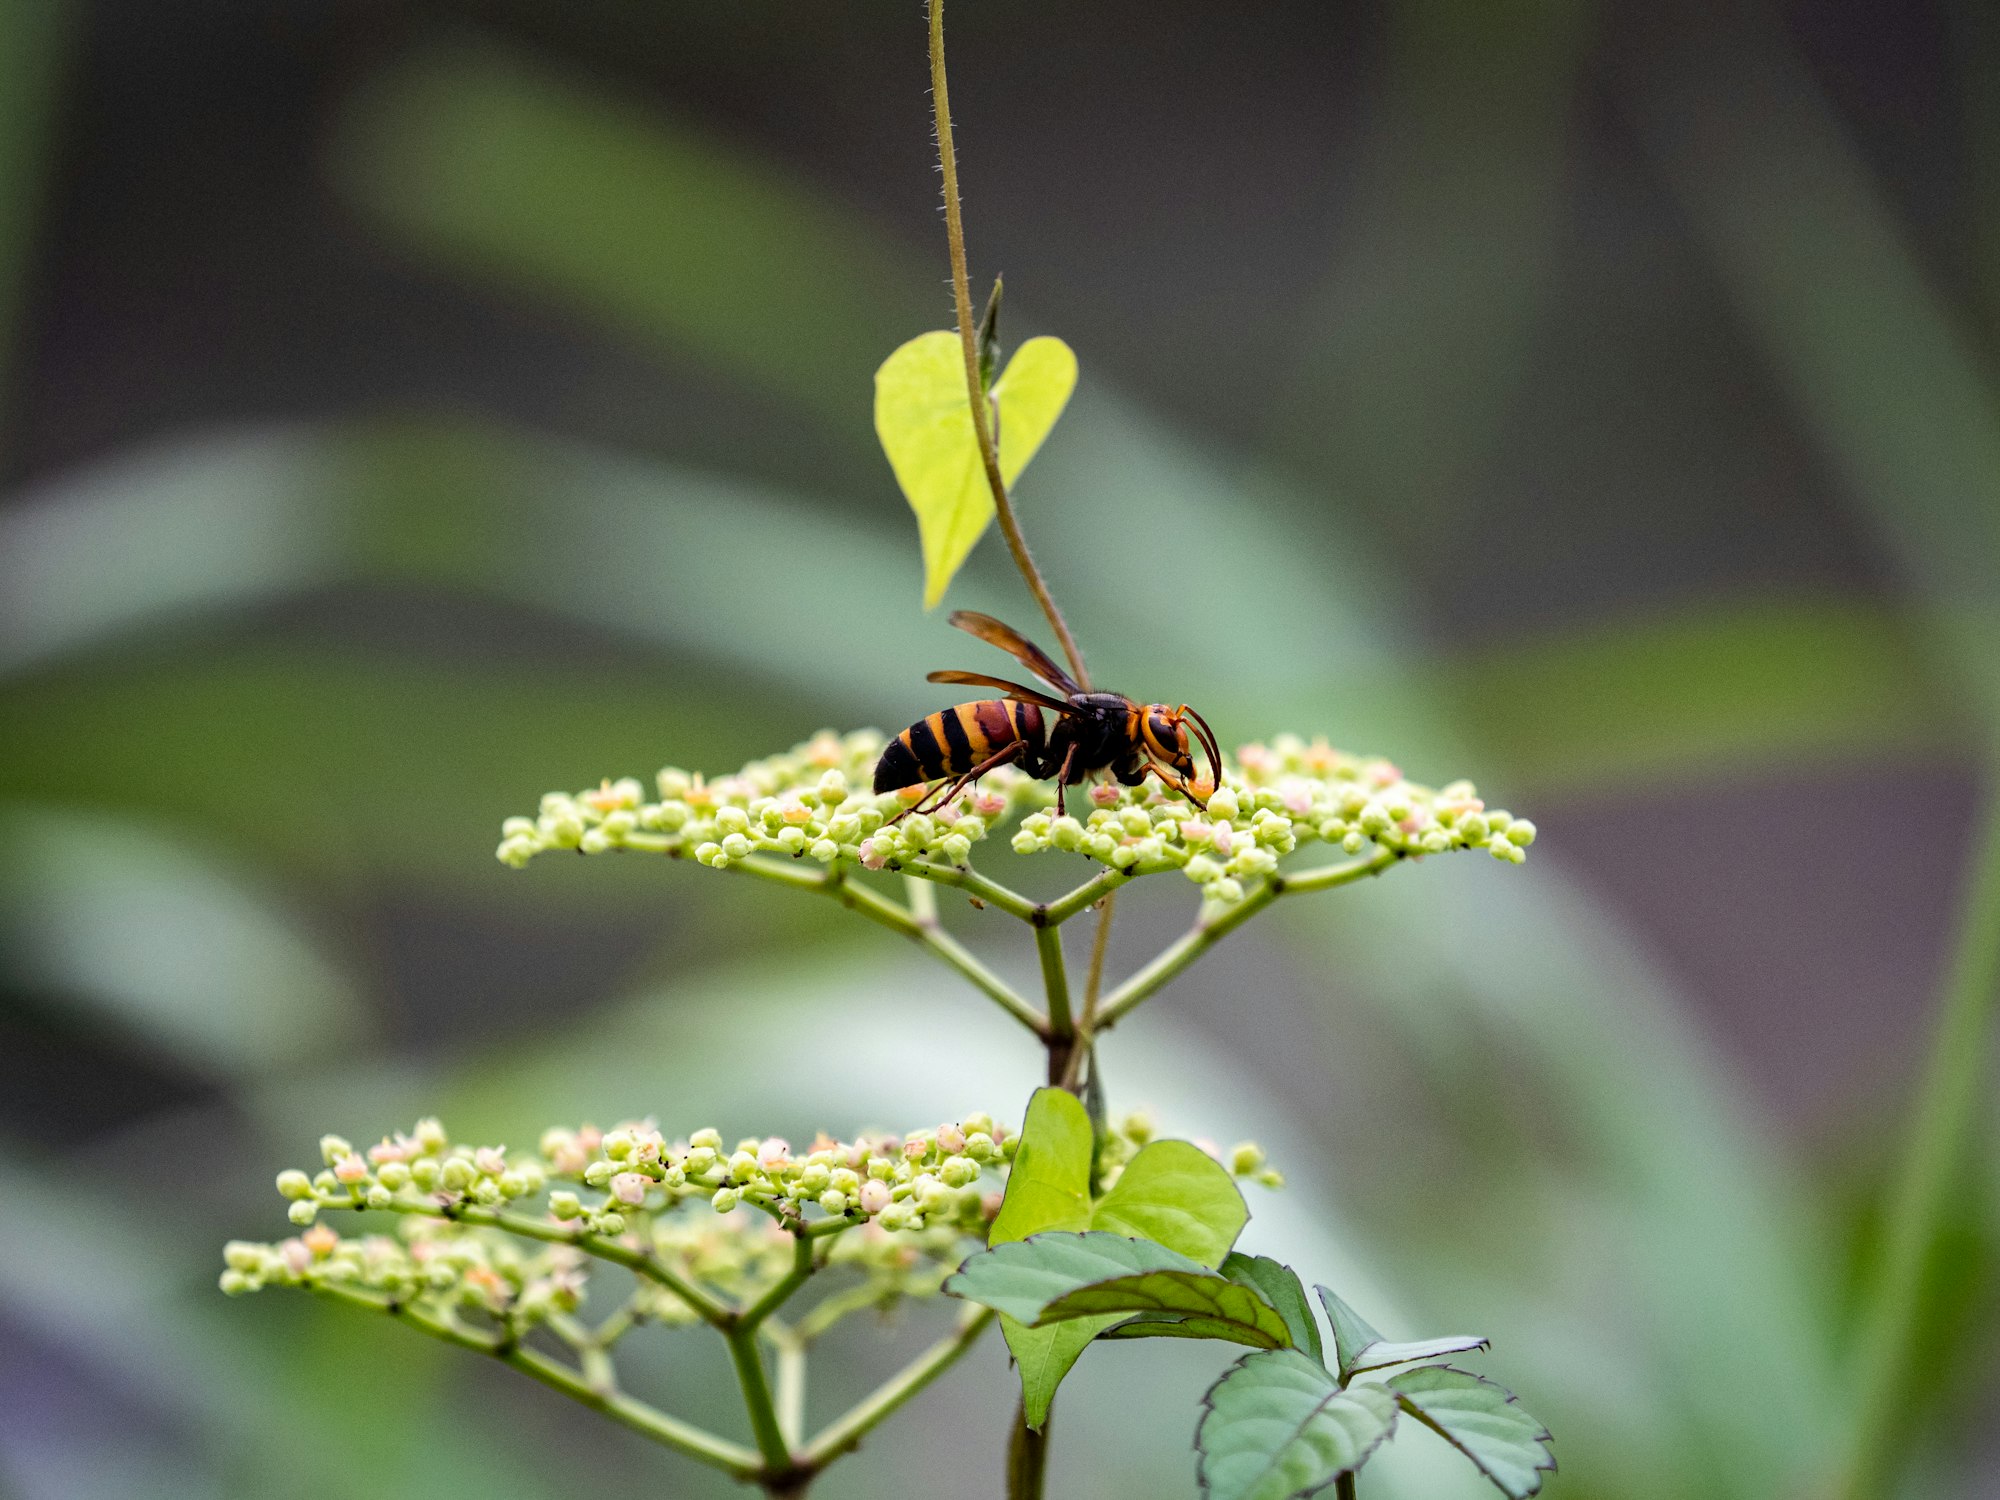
494,730 -> 1532,907
220,1114 -> 1279,1318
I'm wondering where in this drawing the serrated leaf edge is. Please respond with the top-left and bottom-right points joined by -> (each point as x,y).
1347,1334 -> 1491,1376
1387,1364 -> 1557,1500
1195,1351 -> 1399,1500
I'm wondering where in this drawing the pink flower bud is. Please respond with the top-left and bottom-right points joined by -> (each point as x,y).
474,1147 -> 508,1177
367,1138 -> 407,1165
902,1137 -> 928,1161
938,1124 -> 966,1154
974,792 -> 1006,818
610,1172 -> 648,1206
981,1191 -> 1005,1220
858,1180 -> 892,1216
333,1155 -> 369,1184
858,839 -> 888,871
302,1225 -> 339,1257
1367,762 -> 1400,787
1090,784 -> 1121,808
1283,785 -> 1314,816
1211,825 -> 1234,856
758,1138 -> 791,1170
280,1238 -> 312,1274
1181,820 -> 1212,844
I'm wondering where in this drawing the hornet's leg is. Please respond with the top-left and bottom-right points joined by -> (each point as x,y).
1052,742 -> 1078,822
886,740 -> 1024,827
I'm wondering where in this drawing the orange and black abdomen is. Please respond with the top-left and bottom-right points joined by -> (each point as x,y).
874,699 -> 1045,792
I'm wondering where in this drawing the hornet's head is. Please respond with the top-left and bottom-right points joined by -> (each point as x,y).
1139,703 -> 1222,807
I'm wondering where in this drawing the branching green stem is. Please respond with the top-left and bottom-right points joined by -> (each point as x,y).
1038,867 -> 1131,928
1838,775 -> 2000,1499
361,1197 -> 734,1325
799,1306 -> 998,1468
1094,850 -> 1400,1031
927,0 -> 1089,691
310,1282 -> 760,1477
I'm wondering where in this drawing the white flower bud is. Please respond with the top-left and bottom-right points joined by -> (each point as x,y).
858,1179 -> 892,1216
611,1172 -> 648,1206
276,1169 -> 314,1200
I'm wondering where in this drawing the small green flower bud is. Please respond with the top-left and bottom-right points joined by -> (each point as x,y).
441,1158 -> 475,1192
777,827 -> 808,853
1358,804 -> 1391,836
878,1202 -> 914,1231
1206,788 -> 1240,822
1229,1142 -> 1265,1176
499,1172 -> 529,1198
276,1169 -> 314,1200
694,841 -> 724,866
1011,830 -> 1041,854
940,833 -> 972,864
412,1118 -> 447,1153
366,1185 -> 393,1210
410,1159 -> 441,1191
728,1151 -> 759,1183
1211,878 -> 1245,904
1506,818 -> 1537,846
715,805 -> 749,836
711,1188 -> 740,1213
376,1161 -> 411,1191
602,1130 -> 634,1161
1342,830 -> 1367,855
224,1240 -> 265,1272
819,1189 -> 849,1216
940,1157 -> 980,1188
1049,816 -> 1084,851
796,1164 -> 831,1195
549,1191 -> 583,1220
963,1132 -> 995,1161
809,838 -> 839,863
594,1211 -> 627,1236
1256,1168 -> 1286,1189
288,1200 -> 319,1227
319,1135 -> 353,1166
866,1156 -> 895,1181
690,1127 -> 723,1151
1185,855 -> 1221,885
470,1178 -> 502,1205
721,832 -> 752,860
830,1167 -> 860,1195
219,1269 -> 257,1296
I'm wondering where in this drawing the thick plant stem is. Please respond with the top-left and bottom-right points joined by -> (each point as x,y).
927,0 -> 1090,690
1336,1474 -> 1358,1500
1007,1396 -> 1052,1500
1036,923 -> 1078,1086
1837,775 -> 2000,1500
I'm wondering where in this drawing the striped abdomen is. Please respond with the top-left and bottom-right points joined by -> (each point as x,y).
874,699 -> 1046,792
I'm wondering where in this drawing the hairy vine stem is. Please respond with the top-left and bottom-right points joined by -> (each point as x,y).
927,0 -> 1090,693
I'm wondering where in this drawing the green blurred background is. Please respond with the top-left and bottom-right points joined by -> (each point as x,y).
2,1 -> 1996,1496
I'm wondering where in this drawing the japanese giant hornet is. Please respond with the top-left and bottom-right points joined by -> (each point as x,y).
875,611 -> 1223,823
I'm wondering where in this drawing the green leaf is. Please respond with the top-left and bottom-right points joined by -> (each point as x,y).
944,1231 -> 1207,1324
982,1095 -> 1251,1430
1197,1349 -> 1398,1500
1387,1366 -> 1555,1499
1223,1255 -> 1323,1367
988,1087 -> 1095,1245
1042,1270 -> 1292,1350
984,1088 -> 1098,1431
874,329 -> 1078,607
1315,1284 -> 1383,1377
1348,1334 -> 1492,1376
1093,1139 -> 1249,1268
1314,1283 -> 1485,1378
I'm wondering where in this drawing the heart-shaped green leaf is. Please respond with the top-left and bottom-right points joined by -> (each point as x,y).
1386,1366 -> 1555,1499
874,330 -> 1078,607
1043,1270 -> 1292,1349
944,1231 -> 1207,1324
1223,1255 -> 1323,1367
1197,1349 -> 1398,1500
1092,1139 -> 1249,1267
1315,1283 -> 1487,1378
978,1091 -> 1253,1429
